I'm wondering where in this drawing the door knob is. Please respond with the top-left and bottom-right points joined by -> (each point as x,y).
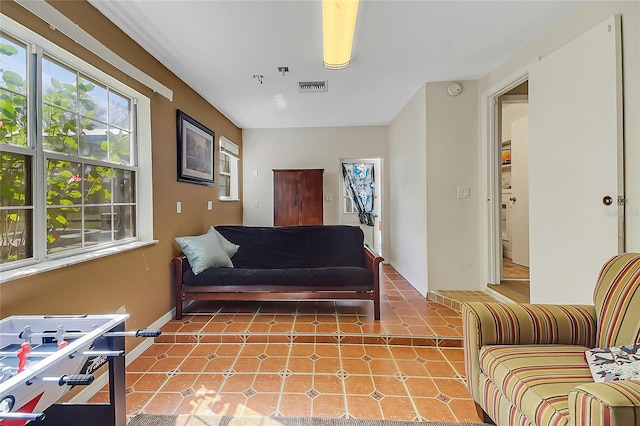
509,197 -> 517,202
603,196 -> 613,206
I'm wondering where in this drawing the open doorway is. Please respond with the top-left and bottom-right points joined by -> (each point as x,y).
339,158 -> 383,256
488,82 -> 531,303
500,95 -> 529,269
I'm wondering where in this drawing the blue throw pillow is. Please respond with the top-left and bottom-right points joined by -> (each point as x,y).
175,231 -> 233,274
208,226 -> 240,257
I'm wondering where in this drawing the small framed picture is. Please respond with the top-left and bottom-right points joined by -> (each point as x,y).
177,109 -> 215,186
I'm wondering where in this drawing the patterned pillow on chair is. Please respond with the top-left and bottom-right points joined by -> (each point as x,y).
585,342 -> 640,382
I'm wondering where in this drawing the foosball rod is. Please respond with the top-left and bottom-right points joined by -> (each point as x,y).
0,350 -> 125,358
0,329 -> 161,339
0,412 -> 45,421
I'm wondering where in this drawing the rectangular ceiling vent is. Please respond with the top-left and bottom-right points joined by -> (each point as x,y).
298,81 -> 328,93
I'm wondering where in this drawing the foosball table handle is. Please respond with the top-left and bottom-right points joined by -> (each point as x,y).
135,329 -> 162,338
104,329 -> 162,338
0,412 -> 46,421
59,374 -> 94,386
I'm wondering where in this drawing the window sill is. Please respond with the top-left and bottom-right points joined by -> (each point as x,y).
219,198 -> 240,202
0,240 -> 158,284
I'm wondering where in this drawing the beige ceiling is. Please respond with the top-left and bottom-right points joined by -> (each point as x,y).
88,1 -> 582,129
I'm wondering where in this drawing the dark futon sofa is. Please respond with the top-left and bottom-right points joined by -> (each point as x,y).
171,225 -> 383,320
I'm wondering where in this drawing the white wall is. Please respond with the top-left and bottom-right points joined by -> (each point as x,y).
425,81 -> 482,291
388,85 -> 428,295
241,126 -> 389,254
239,2 -> 640,304
477,1 -> 639,302
501,103 -> 529,143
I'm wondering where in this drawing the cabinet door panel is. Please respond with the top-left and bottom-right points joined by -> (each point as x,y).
273,171 -> 299,226
298,170 -> 324,225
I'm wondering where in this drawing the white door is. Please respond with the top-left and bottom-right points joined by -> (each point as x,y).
528,16 -> 623,304
510,116 -> 529,267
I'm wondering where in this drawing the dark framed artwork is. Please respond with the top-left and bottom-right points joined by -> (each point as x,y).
177,109 -> 215,186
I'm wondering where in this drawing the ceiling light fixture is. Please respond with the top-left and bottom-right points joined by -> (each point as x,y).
252,74 -> 264,84
322,0 -> 359,70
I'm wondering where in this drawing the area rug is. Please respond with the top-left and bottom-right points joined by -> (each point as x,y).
128,414 -> 491,426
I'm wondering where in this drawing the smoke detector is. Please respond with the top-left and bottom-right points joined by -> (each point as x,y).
447,82 -> 463,96
298,81 -> 328,93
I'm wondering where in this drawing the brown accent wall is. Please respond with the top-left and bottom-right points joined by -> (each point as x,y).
0,2 -> 243,340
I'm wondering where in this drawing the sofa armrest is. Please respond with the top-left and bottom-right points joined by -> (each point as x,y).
569,380 -> 640,425
171,256 -> 189,285
463,302 -> 597,347
171,256 -> 188,319
364,245 -> 383,320
363,244 -> 383,273
462,302 -> 597,402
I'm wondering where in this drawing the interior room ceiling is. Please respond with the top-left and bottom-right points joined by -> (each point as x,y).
88,1 -> 582,130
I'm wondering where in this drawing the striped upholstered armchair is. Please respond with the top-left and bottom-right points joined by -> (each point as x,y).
463,253 -> 640,426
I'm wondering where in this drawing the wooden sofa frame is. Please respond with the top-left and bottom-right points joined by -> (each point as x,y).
171,245 -> 383,320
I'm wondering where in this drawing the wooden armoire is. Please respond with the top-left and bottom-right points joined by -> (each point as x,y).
273,169 -> 324,226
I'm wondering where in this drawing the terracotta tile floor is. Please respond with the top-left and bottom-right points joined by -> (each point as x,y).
90,265 -> 484,423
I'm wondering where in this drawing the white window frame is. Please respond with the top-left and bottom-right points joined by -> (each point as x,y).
342,181 -> 358,214
219,136 -> 239,201
0,16 -> 155,283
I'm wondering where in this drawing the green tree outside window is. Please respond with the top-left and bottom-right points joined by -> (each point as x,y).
1,35 -> 135,264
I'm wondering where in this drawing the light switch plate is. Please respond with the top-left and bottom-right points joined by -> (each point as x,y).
207,201 -> 213,210
176,201 -> 182,213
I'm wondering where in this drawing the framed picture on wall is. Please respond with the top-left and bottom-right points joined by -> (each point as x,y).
177,109 -> 215,186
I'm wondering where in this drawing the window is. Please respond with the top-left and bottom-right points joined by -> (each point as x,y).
219,137 -> 239,201
0,18 -> 153,276
343,181 -> 357,214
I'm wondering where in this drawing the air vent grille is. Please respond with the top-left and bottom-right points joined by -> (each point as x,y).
298,81 -> 328,93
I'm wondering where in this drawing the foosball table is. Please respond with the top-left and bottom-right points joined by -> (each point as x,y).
0,314 -> 160,425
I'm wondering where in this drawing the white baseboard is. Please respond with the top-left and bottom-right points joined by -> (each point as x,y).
69,307 -> 175,403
